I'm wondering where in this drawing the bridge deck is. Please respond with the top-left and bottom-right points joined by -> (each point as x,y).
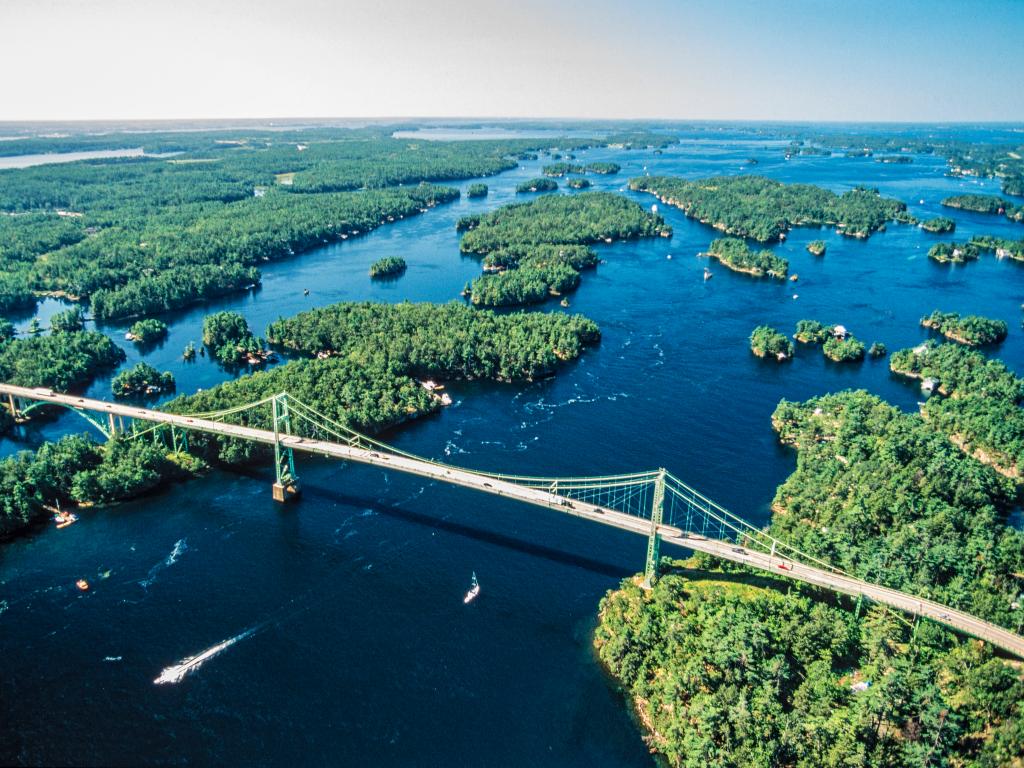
4,383 -> 1023,659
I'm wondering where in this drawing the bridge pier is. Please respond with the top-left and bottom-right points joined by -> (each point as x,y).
642,468 -> 666,589
272,394 -> 301,503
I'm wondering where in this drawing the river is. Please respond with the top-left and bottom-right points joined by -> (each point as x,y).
2,126 -> 1023,766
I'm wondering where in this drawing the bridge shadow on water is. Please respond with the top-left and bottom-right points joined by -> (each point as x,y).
305,482 -> 633,580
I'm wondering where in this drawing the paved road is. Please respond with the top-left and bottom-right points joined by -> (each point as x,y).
5,384 -> 1023,659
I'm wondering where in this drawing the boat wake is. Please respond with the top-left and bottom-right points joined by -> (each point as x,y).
139,538 -> 187,589
153,624 -> 261,685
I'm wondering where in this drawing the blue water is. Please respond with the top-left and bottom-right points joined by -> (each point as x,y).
2,126 -> 1023,766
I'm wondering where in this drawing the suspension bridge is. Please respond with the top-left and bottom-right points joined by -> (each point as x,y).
4,382 -> 1023,659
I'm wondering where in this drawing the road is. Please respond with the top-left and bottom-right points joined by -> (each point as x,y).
4,383 -> 1023,658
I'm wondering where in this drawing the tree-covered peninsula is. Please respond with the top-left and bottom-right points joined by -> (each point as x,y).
890,341 -> 1024,481
629,175 -> 913,242
705,238 -> 788,278
920,310 -> 1008,346
0,330 -> 124,392
597,386 -> 1024,766
970,234 -> 1024,261
458,193 -> 667,306
941,193 -> 1024,221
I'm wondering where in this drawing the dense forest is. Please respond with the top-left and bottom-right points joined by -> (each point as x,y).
457,193 -> 665,305
0,330 -> 124,391
597,564 -> 1023,768
890,341 -> 1024,481
749,325 -> 793,360
0,132 -> 624,320
920,311 -> 1009,346
0,434 -> 202,538
265,300 -> 601,382
630,175 -> 913,242
706,238 -> 788,278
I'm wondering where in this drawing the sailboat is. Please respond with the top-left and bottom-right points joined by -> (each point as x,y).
463,572 -> 480,604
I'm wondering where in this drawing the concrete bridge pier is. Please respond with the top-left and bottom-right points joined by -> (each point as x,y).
272,479 -> 301,503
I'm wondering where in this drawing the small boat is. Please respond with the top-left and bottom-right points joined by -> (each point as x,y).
463,572 -> 480,604
560,298 -> 570,308
303,288 -> 310,296
76,579 -> 90,591
703,268 -> 713,281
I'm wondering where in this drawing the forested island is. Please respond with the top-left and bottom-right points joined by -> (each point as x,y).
516,178 -> 558,193
202,311 -> 270,365
565,178 -> 591,189
542,163 -> 584,177
630,175 -> 912,242
0,330 -> 124,393
458,193 -> 666,306
749,325 -> 793,360
928,241 -> 980,263
942,193 -> 1023,222
920,310 -> 1008,346
597,386 -> 1024,766
466,183 -> 488,198
126,318 -> 168,344
890,341 -> 1024,480
704,237 -> 788,278
920,216 -> 955,233
112,362 -> 175,397
369,256 -> 407,278
794,320 -> 866,362
806,239 -> 826,256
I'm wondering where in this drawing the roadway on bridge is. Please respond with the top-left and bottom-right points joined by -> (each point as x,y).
4,383 -> 1023,659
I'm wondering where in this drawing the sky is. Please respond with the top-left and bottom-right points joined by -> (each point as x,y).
1,0 -> 1022,122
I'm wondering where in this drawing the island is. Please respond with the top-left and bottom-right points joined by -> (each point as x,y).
941,193 -> 1023,222
565,177 -> 591,189
928,241 -> 980,263
515,178 -> 558,193
586,162 -> 620,174
466,183 -> 488,198
125,318 -> 169,343
202,311 -> 273,365
369,256 -> 407,278
920,310 -> 1008,346
868,341 -> 887,358
703,237 -> 788,279
112,362 -> 175,397
749,325 -> 793,361
0,329 -> 124,395
875,155 -> 913,164
920,216 -> 955,234
806,239 -> 826,256
629,175 -> 913,242
542,162 -> 584,177
823,334 -> 865,361
458,193 -> 666,306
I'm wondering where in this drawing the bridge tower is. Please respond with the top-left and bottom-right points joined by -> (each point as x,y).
642,468 -> 666,589
271,393 -> 301,502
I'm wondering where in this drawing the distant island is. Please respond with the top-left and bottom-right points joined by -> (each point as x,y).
466,183 -> 488,198
928,241 -> 980,263
516,178 -> 558,193
970,234 -> 1024,261
565,178 -> 591,189
630,175 -> 913,242
876,155 -> 913,164
806,240 -> 826,256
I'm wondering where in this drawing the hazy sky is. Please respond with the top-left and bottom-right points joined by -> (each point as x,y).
2,0 -> 1022,122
